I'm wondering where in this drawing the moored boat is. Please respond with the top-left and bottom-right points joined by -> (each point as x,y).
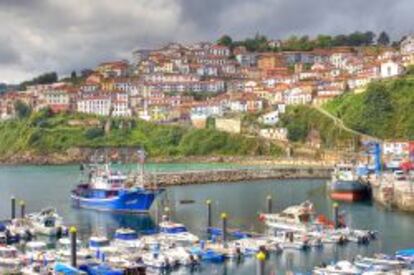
71,158 -> 162,213
328,163 -> 371,202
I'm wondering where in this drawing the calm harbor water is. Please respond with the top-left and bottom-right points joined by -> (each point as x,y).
0,163 -> 413,274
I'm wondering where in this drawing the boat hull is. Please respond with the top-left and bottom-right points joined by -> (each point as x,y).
329,180 -> 371,202
71,189 -> 160,213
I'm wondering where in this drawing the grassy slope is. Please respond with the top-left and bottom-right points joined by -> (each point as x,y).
0,111 -> 282,158
279,105 -> 358,149
324,74 -> 414,140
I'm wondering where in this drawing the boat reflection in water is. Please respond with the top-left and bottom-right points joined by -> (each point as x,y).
72,209 -> 156,240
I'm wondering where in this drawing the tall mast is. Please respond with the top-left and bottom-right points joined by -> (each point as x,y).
137,148 -> 146,186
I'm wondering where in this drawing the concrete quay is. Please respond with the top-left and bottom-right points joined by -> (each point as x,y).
370,174 -> 414,212
138,166 -> 332,187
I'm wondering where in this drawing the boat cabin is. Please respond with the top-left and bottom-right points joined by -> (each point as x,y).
89,236 -> 110,249
114,228 -> 138,240
159,222 -> 188,234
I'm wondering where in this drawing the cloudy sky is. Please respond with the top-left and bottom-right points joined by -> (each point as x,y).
1,0 -> 413,83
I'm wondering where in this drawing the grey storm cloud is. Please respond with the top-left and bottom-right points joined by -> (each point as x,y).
0,0 -> 413,83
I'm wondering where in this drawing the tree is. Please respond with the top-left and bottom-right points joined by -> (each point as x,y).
217,35 -> 233,47
71,70 -> 77,79
14,100 -> 32,119
377,31 -> 390,46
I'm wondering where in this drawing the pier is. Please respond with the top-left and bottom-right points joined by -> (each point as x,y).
370,174 -> 414,212
136,166 -> 332,187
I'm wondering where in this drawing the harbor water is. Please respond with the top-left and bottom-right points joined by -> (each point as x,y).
0,164 -> 413,274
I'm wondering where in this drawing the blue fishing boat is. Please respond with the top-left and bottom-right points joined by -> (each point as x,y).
71,151 -> 163,213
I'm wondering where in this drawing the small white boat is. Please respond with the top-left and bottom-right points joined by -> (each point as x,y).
159,221 -> 199,245
111,228 -> 143,250
27,208 -> 67,236
55,238 -> 96,266
88,235 -> 119,257
141,251 -> 175,270
0,246 -> 25,273
354,254 -> 407,270
163,246 -> 199,266
24,241 -> 56,264
7,218 -> 35,241
313,261 -> 362,274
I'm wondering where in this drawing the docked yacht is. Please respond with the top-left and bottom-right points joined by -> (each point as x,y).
27,208 -> 67,236
260,201 -> 316,233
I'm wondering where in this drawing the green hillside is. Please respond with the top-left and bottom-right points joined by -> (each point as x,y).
324,74 -> 414,140
0,110 -> 282,159
279,105 -> 358,148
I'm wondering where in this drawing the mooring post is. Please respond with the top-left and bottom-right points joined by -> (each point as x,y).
267,195 -> 272,213
70,226 -> 77,268
256,250 -> 266,275
333,202 -> 339,229
221,212 -> 227,246
20,200 -> 25,219
11,197 -> 16,220
206,200 -> 212,229
164,207 -> 170,222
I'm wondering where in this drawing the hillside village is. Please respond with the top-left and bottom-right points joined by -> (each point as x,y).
1,34 -> 414,154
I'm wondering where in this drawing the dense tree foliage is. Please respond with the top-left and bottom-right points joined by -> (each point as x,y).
19,72 -> 58,90
14,100 -> 32,119
377,31 -> 390,46
0,112 -> 282,157
324,75 -> 414,139
217,31 -> 390,53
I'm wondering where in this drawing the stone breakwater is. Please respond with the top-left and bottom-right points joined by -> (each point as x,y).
141,167 -> 332,187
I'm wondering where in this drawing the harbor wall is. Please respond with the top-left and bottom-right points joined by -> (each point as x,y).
143,167 -> 331,186
371,177 -> 414,212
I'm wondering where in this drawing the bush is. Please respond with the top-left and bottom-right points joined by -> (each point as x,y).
84,127 -> 104,139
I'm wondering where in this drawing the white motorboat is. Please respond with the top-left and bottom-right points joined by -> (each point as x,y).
354,254 -> 408,270
27,208 -> 67,236
159,221 -> 199,245
111,228 -> 143,250
260,201 -> 316,233
141,251 -> 175,270
0,246 -> 25,273
55,237 -> 96,266
88,235 -> 119,257
313,261 -> 362,274
7,218 -> 35,241
24,241 -> 56,265
163,246 -> 199,266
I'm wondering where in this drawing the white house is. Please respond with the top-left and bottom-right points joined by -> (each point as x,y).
380,60 -> 404,78
259,111 -> 279,125
77,95 -> 111,116
284,88 -> 312,105
382,141 -> 409,156
259,128 -> 288,141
